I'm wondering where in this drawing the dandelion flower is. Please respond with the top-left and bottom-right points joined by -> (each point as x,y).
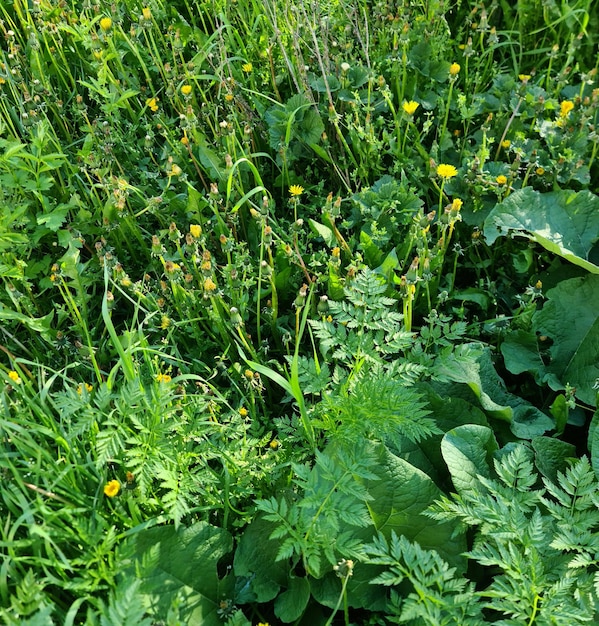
436,164 -> 458,179
181,84 -> 192,96
189,224 -> 202,238
402,100 -> 420,115
146,97 -> 159,112
518,74 -> 531,83
241,63 -> 253,73
559,100 -> 574,118
239,407 -> 248,417
449,63 -> 461,76
536,167 -> 545,175
203,277 -> 217,292
451,198 -> 463,211
8,370 -> 22,385
142,7 -> 151,20
289,184 -> 304,197
99,17 -> 112,31
496,175 -> 507,185
501,139 -> 511,149
103,480 -> 120,497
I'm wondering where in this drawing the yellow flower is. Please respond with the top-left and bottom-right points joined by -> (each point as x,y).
242,63 -> 253,73
8,370 -> 22,385
496,175 -> 507,185
181,135 -> 189,146
181,84 -> 192,96
203,277 -> 217,292
146,97 -> 159,112
501,139 -> 511,149
189,224 -> 202,238
535,280 -> 543,289
436,164 -> 458,179
402,100 -> 419,115
103,480 -> 120,497
289,184 -> 304,197
449,63 -> 461,76
142,7 -> 152,20
99,17 -> 112,31
451,198 -> 463,211
518,74 -> 531,83
77,383 -> 93,394
269,440 -> 280,450
160,315 -> 171,329
559,100 -> 574,118
224,93 -> 234,102
239,407 -> 248,417
168,163 -> 182,176
156,373 -> 172,383
536,167 -> 545,175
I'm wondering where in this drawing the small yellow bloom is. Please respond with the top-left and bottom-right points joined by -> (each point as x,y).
402,100 -> 420,115
77,383 -> 93,394
160,315 -> 171,330
451,198 -> 463,211
437,164 -> 458,179
103,480 -> 120,497
181,84 -> 192,96
99,17 -> 112,31
501,139 -> 511,149
289,184 -> 304,197
8,370 -> 22,385
146,97 -> 159,112
449,63 -> 461,76
181,135 -> 189,146
242,63 -> 253,73
142,7 -> 151,20
239,407 -> 248,417
518,74 -> 531,83
224,93 -> 234,102
535,167 -> 545,175
203,277 -> 217,292
189,224 -> 202,238
168,163 -> 182,176
496,175 -> 508,185
156,373 -> 172,383
559,100 -> 574,118
535,280 -> 543,289
269,440 -> 280,450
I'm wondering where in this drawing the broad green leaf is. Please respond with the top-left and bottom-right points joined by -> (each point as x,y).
483,188 -> 599,273
501,330 -> 545,375
234,516 -> 288,603
441,425 -> 498,494
124,521 -> 233,625
531,436 -> 576,482
365,443 -> 466,570
533,275 -> 599,406
0,306 -> 54,342
37,204 -> 70,231
309,219 -> 335,247
589,408 -> 599,479
274,575 -> 310,623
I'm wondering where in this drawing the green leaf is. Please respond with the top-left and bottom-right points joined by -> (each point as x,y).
309,219 -> 336,247
233,516 -> 289,603
366,443 -> 466,570
531,436 -> 576,482
37,204 -> 70,232
273,575 -> 310,623
483,188 -> 599,273
123,521 -> 233,625
588,409 -> 599,480
533,275 -> 599,406
441,425 -> 499,494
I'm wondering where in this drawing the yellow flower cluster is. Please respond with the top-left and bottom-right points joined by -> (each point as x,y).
8,370 -> 22,385
156,373 -> 172,383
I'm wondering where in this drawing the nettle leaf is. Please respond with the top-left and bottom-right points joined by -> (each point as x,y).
441,425 -> 499,495
123,521 -> 233,625
483,188 -> 599,273
532,274 -> 599,407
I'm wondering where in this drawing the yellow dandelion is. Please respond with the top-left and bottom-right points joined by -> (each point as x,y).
181,84 -> 192,96
289,184 -> 304,197
501,139 -> 511,149
242,62 -> 253,73
519,74 -> 531,83
8,370 -> 22,385
449,63 -> 461,76
559,100 -> 574,118
103,480 -> 120,497
402,100 -> 420,115
99,17 -> 112,31
436,164 -> 458,179
142,7 -> 151,20
224,93 -> 234,102
189,224 -> 202,238
181,135 -> 189,146
535,167 -> 545,175
269,440 -> 280,450
156,373 -> 172,383
146,97 -> 159,112
496,175 -> 508,185
168,163 -> 182,176
239,407 -> 248,417
203,277 -> 217,292
451,198 -> 463,211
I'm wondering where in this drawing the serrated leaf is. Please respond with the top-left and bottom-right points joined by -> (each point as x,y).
483,188 -> 599,273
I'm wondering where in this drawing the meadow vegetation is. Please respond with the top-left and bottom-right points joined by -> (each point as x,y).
0,0 -> 598,624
